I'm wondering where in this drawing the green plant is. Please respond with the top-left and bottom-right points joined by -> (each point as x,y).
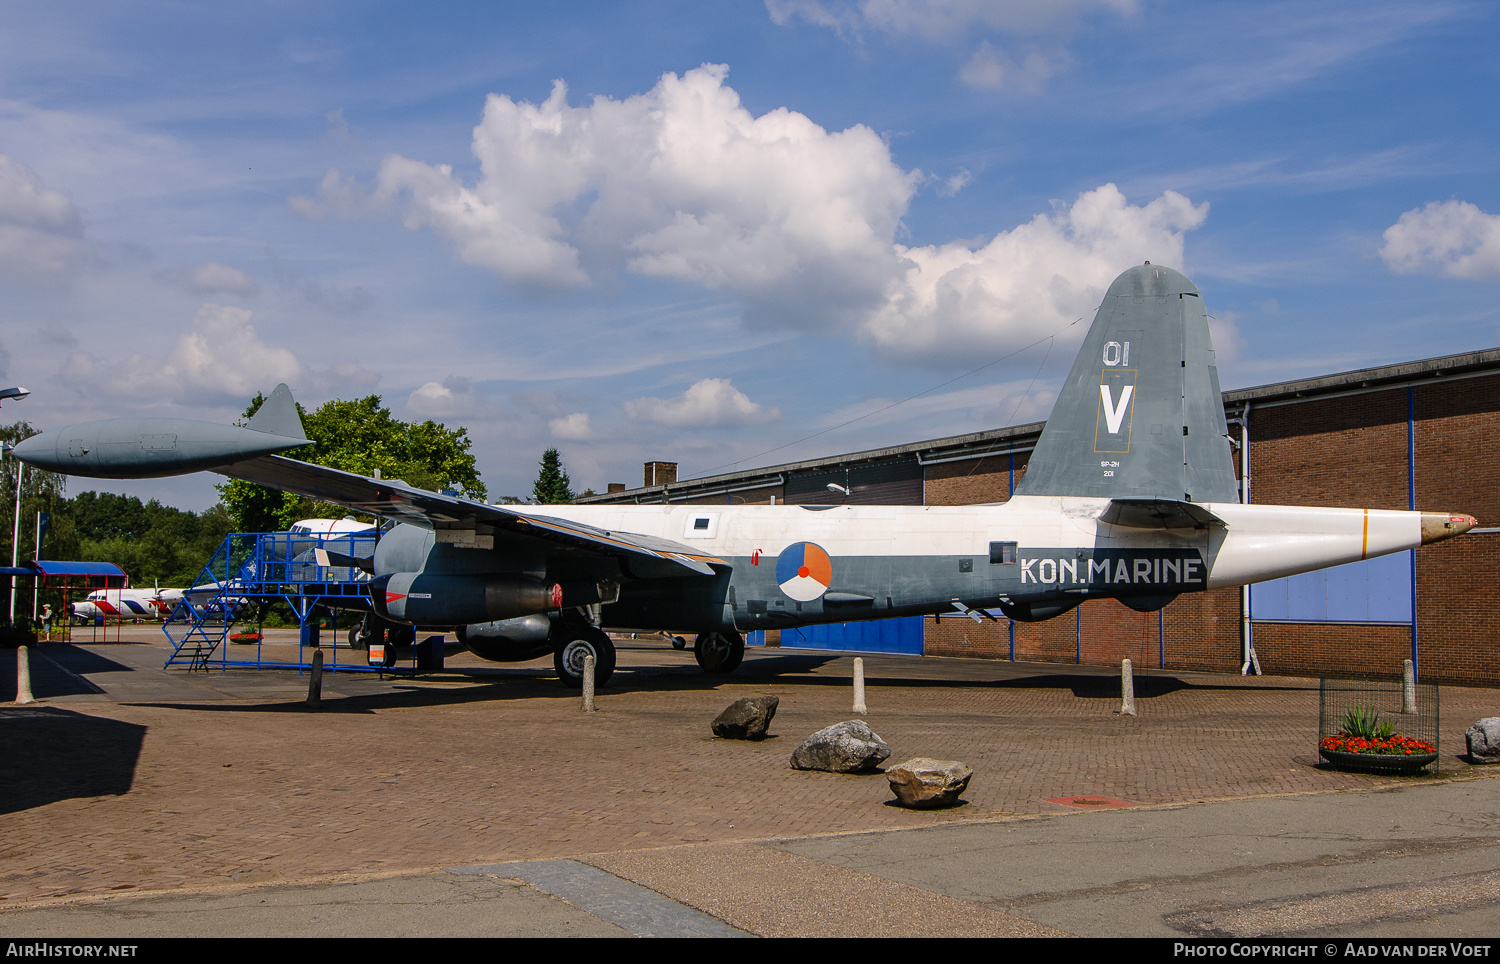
1339,704 -> 1383,739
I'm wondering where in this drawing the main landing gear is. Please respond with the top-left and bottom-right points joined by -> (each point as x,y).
554,626 -> 616,688
694,631 -> 744,674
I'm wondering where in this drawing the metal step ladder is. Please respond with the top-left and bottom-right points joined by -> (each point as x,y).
162,533 -> 255,670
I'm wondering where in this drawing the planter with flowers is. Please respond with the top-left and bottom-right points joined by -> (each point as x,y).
1319,704 -> 1438,774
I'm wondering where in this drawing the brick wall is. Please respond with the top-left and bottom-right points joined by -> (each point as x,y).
1410,377 -> 1500,686
1249,622 -> 1412,679
922,453 -> 1029,506
677,483 -> 784,506
1249,389 -> 1410,510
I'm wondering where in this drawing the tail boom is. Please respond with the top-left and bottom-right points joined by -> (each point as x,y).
1202,504 -> 1476,589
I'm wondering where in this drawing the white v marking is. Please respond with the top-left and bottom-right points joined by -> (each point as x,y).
1100,384 -> 1134,434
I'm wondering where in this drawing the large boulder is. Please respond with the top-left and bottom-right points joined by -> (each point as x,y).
790,720 -> 891,773
886,758 -> 973,809
1466,718 -> 1500,764
712,696 -> 779,740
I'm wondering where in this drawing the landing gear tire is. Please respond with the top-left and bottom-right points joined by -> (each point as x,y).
349,615 -> 380,650
554,628 -> 616,688
670,634 -> 687,650
694,631 -> 744,674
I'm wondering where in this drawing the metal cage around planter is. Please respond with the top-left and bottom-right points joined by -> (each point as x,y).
1319,676 -> 1440,774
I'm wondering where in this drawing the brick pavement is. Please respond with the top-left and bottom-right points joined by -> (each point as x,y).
2,632 -> 1497,906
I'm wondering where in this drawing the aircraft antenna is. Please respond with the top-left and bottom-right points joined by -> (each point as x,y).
698,310 -> 1091,476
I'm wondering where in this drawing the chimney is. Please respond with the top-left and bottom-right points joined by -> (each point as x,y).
645,461 -> 678,487
607,483 -> 625,493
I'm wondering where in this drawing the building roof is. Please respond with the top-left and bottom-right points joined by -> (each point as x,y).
579,346 -> 1500,504
0,560 -> 129,587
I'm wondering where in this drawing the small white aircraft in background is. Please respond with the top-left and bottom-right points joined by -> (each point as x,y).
69,585 -> 185,624
288,518 -> 378,537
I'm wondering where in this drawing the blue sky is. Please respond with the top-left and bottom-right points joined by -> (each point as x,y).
1,1 -> 1496,509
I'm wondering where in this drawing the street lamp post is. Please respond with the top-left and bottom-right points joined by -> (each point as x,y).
9,455 -> 21,624
2,386 -> 34,705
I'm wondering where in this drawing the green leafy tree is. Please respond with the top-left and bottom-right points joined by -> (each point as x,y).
218,394 -> 487,532
532,448 -> 574,504
64,492 -> 233,588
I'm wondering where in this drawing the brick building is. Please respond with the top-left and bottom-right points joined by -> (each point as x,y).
581,349 -> 1500,686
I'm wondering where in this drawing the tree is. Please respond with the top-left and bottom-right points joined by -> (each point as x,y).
218,394 -> 488,532
532,448 -> 574,504
64,492 -> 233,588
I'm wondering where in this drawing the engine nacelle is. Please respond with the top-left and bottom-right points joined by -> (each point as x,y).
996,597 -> 1084,623
372,573 -> 562,626
456,615 -> 555,663
1119,593 -> 1178,613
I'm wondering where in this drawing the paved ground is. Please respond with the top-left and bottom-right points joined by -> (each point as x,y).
1,629 -> 1497,938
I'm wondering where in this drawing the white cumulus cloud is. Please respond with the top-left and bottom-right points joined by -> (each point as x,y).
866,184 -> 1207,365
106,303 -> 306,403
293,64 -> 914,328
548,412 -> 595,440
1380,200 -> 1500,280
293,71 -> 1209,372
160,261 -> 259,295
408,375 -> 482,418
0,153 -> 86,284
959,42 -> 1061,93
624,378 -> 779,428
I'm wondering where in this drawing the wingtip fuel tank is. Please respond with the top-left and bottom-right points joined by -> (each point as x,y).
15,382 -> 310,479
13,419 -> 312,479
1421,513 -> 1478,545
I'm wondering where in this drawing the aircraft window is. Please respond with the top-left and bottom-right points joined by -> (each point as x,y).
990,541 -> 1017,564
693,518 -> 710,530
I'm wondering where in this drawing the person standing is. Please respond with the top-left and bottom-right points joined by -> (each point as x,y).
40,602 -> 52,640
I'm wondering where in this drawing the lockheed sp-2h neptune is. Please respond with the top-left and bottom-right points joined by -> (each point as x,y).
16,264 -> 1477,685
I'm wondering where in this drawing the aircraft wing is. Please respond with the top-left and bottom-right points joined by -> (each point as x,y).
213,454 -> 726,579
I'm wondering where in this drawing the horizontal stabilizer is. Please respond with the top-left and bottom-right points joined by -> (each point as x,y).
310,547 -> 375,573
1099,498 -> 1227,530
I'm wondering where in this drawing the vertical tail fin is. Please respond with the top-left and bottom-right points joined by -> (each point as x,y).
245,383 -> 308,440
1014,263 -> 1237,503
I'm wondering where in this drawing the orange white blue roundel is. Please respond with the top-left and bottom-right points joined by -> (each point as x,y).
776,542 -> 833,602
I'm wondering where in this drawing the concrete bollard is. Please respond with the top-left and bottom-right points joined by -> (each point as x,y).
1402,658 -> 1416,714
14,645 -> 33,705
582,653 -> 596,712
1120,658 -> 1136,716
306,648 -> 323,707
853,656 -> 868,715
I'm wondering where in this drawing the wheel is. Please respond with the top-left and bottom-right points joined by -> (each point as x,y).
670,634 -> 687,650
349,617 -> 378,650
554,628 -> 616,688
694,631 -> 744,673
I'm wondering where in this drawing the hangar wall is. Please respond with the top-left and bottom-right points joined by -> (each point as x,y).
586,350 -> 1500,686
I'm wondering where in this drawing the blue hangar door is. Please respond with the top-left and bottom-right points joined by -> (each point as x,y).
770,456 -> 926,654
774,617 -> 925,655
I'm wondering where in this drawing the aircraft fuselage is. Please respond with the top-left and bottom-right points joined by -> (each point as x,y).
370,496 -> 1461,633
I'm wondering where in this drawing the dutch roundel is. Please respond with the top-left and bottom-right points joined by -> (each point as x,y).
775,542 -> 833,602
